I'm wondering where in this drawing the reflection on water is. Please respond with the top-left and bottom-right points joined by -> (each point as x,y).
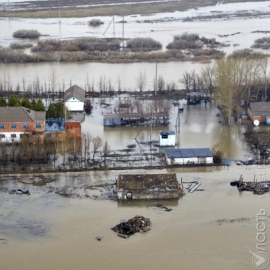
83,101 -> 251,160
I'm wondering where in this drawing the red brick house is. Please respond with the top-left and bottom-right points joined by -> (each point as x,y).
0,107 -> 46,142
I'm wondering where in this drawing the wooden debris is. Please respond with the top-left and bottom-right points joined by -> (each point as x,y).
231,175 -> 270,195
111,215 -> 151,236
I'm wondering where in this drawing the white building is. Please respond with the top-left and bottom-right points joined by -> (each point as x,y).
165,148 -> 213,165
159,131 -> 175,147
64,85 -> 85,112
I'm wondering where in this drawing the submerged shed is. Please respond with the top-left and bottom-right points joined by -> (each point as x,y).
117,173 -> 183,200
165,148 -> 213,165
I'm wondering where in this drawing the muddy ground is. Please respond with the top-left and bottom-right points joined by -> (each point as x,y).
1,0 -> 268,18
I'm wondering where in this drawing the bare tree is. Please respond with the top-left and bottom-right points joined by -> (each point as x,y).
102,140 -> 111,165
92,136 -> 103,161
136,71 -> 147,92
179,71 -> 193,93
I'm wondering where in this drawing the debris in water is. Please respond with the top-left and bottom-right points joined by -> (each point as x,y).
111,215 -> 151,237
95,236 -> 103,241
231,175 -> 270,195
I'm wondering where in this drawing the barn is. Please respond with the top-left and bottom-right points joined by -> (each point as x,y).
117,173 -> 183,200
165,148 -> 213,165
64,85 -> 85,112
247,102 -> 270,125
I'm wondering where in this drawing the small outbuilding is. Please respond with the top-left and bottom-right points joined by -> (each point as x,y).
64,85 -> 85,112
117,173 -> 183,200
159,131 -> 175,147
247,102 -> 270,125
165,148 -> 213,165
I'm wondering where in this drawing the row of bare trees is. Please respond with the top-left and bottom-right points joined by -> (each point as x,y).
0,71 -> 180,95
179,51 -> 270,124
0,132 -> 111,171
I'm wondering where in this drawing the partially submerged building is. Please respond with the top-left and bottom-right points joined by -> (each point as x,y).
117,173 -> 183,200
165,148 -> 213,165
159,131 -> 175,147
247,102 -> 270,125
64,85 -> 85,112
0,107 -> 45,142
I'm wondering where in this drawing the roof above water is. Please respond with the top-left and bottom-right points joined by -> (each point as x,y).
64,85 -> 85,102
0,107 -> 45,122
249,102 -> 270,115
160,131 -> 175,135
165,148 -> 213,158
118,174 -> 178,190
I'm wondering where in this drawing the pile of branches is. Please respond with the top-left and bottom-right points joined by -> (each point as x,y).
111,215 -> 151,236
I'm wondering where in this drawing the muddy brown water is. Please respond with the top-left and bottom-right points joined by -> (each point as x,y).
0,165 -> 270,270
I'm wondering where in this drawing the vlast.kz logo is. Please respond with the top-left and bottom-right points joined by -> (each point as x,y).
249,249 -> 269,269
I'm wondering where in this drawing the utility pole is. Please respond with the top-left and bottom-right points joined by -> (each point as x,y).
58,0 -> 61,24
155,61 -> 158,95
122,16 -> 124,48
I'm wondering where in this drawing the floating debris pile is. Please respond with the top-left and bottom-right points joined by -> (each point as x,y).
230,175 -> 270,195
111,215 -> 151,238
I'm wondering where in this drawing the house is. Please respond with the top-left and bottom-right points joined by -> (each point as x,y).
247,102 -> 270,125
165,148 -> 213,165
117,173 -> 183,200
65,120 -> 81,139
159,131 -> 175,146
0,106 -> 45,142
64,85 -> 85,112
44,119 -> 81,139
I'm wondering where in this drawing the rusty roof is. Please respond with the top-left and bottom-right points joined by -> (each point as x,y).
0,107 -> 45,122
249,102 -> 270,115
118,174 -> 178,190
64,85 -> 85,102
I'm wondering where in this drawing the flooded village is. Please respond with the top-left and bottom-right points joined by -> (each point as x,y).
1,1 -> 270,270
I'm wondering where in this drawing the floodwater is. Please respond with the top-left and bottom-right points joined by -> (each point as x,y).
83,99 -> 251,160
0,165 -> 270,270
1,2 -> 270,269
1,1 -> 270,90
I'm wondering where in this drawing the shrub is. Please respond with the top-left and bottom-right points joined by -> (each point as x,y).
126,37 -> 162,51
9,42 -> 33,49
13,29 -> 41,39
88,19 -> 103,26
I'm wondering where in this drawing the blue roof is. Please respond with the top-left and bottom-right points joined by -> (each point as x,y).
165,148 -> 213,158
160,131 -> 175,135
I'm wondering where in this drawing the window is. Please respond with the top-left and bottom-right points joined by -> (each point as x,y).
22,123 -> 28,129
35,123 -> 42,129
0,124 -> 4,129
11,123 -> 17,129
11,134 -> 16,138
20,134 -> 24,138
162,134 -> 168,139
0,134 -> 5,138
46,133 -> 52,138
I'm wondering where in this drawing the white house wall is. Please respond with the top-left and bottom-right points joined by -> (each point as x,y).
159,134 -> 175,146
0,132 -> 29,143
166,155 -> 213,165
65,100 -> 84,111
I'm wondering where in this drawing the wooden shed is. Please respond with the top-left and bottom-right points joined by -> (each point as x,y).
117,173 -> 183,200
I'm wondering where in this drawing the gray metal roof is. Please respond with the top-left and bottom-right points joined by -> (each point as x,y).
249,102 -> 270,115
0,107 -> 45,122
64,85 -> 85,102
160,131 -> 175,135
165,148 -> 213,158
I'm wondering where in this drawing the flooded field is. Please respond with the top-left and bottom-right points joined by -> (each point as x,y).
0,166 -> 270,270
